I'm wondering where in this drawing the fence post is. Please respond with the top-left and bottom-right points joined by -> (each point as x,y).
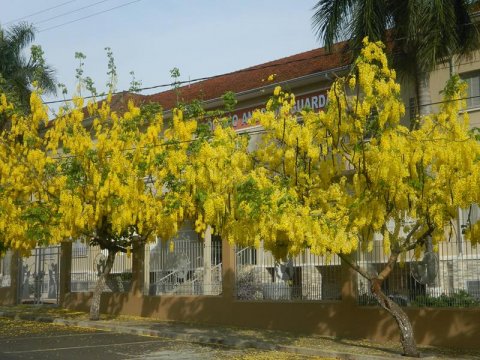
59,242 -> 72,306
10,251 -> 20,305
340,252 -> 358,307
203,226 -> 212,295
221,239 -> 235,299
132,242 -> 145,295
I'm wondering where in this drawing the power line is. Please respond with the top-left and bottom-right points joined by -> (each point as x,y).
34,0 -> 115,26
42,68 -> 480,113
35,28 -> 480,117
42,51 -> 355,105
38,0 -> 141,33
39,33 -> 480,106
4,1 -> 77,25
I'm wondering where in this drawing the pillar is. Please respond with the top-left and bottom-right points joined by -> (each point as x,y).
203,226 -> 212,295
340,252 -> 358,307
131,242 -> 145,296
221,239 -> 235,299
9,251 -> 20,305
59,241 -> 72,306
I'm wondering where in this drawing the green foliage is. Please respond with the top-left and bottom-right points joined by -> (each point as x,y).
412,291 -> 479,308
105,47 -> 117,91
182,99 -> 205,119
74,52 -> 86,95
0,22 -> 56,109
140,103 -> 162,125
222,91 -> 237,113
61,158 -> 87,190
235,177 -> 273,219
170,67 -> 180,81
0,241 -> 7,255
128,70 -> 142,93
21,204 -> 56,245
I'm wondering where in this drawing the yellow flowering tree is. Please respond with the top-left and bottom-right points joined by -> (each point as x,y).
0,87 -> 204,320
0,39 -> 479,354
190,40 -> 480,357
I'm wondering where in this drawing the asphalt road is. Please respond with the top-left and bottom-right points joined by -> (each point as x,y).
0,318 -> 262,360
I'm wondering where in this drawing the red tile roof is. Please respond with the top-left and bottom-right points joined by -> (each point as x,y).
141,42 -> 350,111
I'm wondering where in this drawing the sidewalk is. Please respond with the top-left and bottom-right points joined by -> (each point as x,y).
0,305 -> 478,360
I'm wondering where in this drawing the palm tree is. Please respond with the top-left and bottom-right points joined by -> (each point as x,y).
0,22 -> 56,114
312,0 -> 480,119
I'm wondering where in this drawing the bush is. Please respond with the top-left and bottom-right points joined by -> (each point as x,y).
411,290 -> 479,308
236,267 -> 262,300
357,293 -> 378,306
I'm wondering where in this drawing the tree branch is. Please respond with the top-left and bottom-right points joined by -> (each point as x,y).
338,252 -> 372,280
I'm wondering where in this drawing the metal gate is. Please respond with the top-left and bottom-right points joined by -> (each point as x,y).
17,246 -> 61,304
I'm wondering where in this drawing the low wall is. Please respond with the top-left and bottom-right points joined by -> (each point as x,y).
2,242 -> 477,349
62,242 -> 480,350
0,286 -> 15,306
63,291 -> 480,349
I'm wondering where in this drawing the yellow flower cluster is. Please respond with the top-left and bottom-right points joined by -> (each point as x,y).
0,39 -> 479,266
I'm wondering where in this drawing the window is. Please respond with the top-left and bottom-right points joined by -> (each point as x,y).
467,280 -> 480,300
72,240 -> 87,258
461,72 -> 480,109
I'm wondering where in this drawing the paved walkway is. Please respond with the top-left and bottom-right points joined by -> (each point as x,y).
0,306 -> 478,360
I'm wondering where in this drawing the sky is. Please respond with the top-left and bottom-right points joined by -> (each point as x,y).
1,0 -> 320,112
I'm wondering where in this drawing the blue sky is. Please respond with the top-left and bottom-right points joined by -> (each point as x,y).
2,0 -> 320,110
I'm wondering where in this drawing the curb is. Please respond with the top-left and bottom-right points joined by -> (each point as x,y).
0,312 -> 444,360
53,318 -> 405,360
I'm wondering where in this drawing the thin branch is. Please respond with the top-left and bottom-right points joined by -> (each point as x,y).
337,252 -> 372,280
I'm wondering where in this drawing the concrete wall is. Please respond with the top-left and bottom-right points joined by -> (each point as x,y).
60,241 -> 480,350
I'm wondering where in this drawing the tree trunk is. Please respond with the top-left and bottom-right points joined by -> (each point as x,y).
339,251 -> 420,357
89,249 -> 116,321
371,279 -> 419,357
416,69 -> 432,117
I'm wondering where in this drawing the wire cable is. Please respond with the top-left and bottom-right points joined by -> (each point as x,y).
39,39 -> 480,107
42,70 -> 480,113
4,0 -> 77,25
34,0 -> 115,26
38,0 -> 141,33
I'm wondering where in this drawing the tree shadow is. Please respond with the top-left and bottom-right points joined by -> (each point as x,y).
60,264 -> 480,358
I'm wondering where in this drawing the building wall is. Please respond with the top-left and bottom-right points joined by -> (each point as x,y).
430,51 -> 480,128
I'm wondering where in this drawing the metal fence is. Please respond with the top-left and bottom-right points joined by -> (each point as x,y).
356,238 -> 480,307
0,250 -> 12,288
235,245 -> 342,301
71,243 -> 132,293
18,246 -> 60,304
145,236 -> 222,296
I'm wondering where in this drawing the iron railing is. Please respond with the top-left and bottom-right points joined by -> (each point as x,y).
70,245 -> 132,293
145,237 -> 222,296
235,245 -> 342,301
18,246 -> 60,304
356,238 -> 480,307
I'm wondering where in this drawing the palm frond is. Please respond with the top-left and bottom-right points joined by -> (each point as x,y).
312,0 -> 354,50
